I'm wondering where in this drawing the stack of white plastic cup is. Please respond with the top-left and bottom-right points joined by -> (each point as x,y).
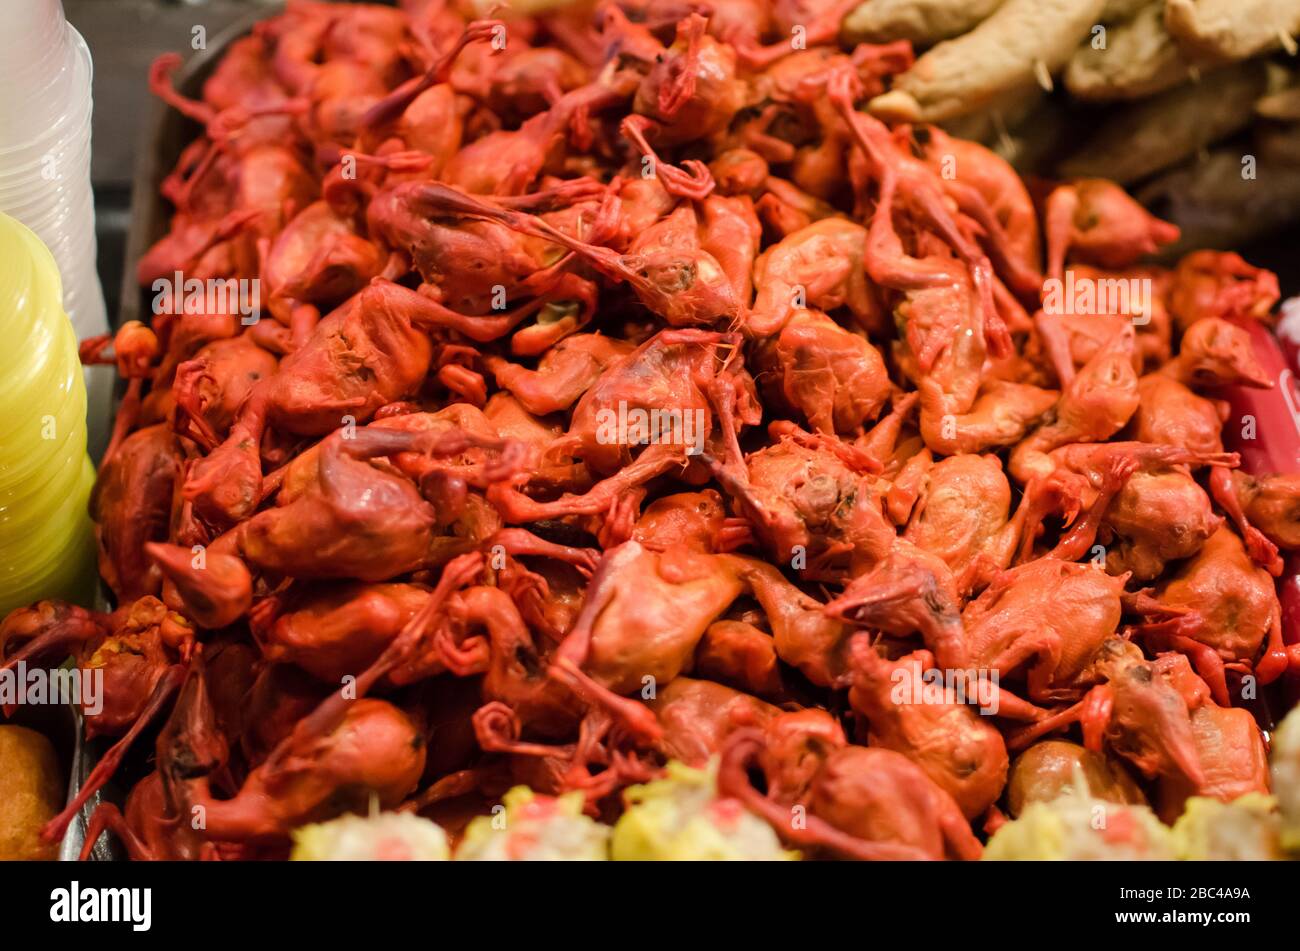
0,0 -> 108,341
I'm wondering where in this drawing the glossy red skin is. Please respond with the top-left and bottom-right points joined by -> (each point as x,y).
91,425 -> 181,601
20,3 -> 1300,863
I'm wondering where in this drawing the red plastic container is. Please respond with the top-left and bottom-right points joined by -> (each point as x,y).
1218,311 -> 1300,711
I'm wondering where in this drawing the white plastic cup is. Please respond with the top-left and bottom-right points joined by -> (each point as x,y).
0,1 -> 107,341
0,0 -> 85,122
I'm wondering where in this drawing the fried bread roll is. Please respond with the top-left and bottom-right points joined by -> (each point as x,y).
0,726 -> 62,860
1067,2 -> 1202,100
868,0 -> 1106,122
1060,61 -> 1268,183
1165,0 -> 1300,62
842,0 -> 1005,46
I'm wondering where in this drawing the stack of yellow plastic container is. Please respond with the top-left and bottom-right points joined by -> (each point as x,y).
0,212 -> 96,616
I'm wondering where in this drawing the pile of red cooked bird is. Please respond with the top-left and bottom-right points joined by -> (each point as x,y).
5,0 -> 1300,861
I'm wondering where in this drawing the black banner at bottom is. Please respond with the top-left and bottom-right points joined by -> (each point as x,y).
0,859 -> 1282,940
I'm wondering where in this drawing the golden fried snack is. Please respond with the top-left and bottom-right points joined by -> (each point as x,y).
1066,2 -> 1201,100
1059,61 -> 1268,183
1171,795 -> 1284,860
0,726 -> 63,860
842,0 -> 1005,46
1165,0 -> 1300,62
868,0 -> 1106,122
